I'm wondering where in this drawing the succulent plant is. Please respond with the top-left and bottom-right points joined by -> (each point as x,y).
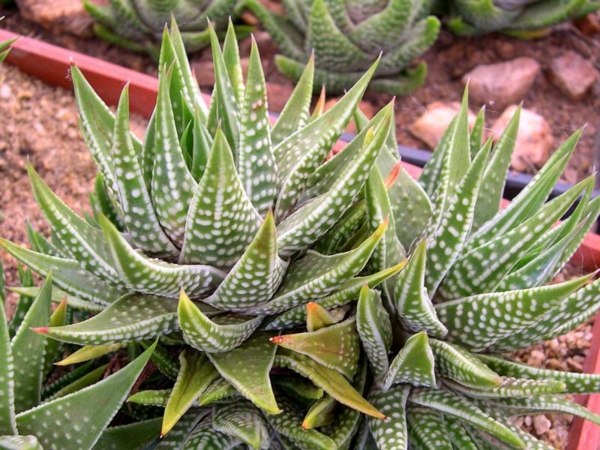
240,0 -> 440,95
444,0 -> 600,35
3,19 -> 600,450
0,267 -> 158,449
83,0 -> 248,59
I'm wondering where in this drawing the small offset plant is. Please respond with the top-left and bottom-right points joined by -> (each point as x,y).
241,0 -> 440,95
83,0 -> 245,58
0,267 -> 157,449
0,17 -> 13,62
444,0 -> 600,35
3,19 -> 600,449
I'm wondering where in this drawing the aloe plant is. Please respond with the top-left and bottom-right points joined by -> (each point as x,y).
445,0 -> 600,35
240,0 -> 440,95
0,268 -> 157,449
83,0 -> 247,58
2,19 -> 600,449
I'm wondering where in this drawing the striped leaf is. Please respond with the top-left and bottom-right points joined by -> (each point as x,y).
368,385 -> 410,450
158,410 -> 210,449
178,291 -> 262,353
406,406 -> 453,450
128,389 -> 171,407
182,424 -> 241,450
393,240 -> 447,337
445,417 -> 479,450
213,401 -> 271,449
8,286 -> 104,313
356,286 -> 392,379
429,339 -> 501,389
237,39 -> 278,215
180,128 -> 261,267
495,395 -> 600,426
445,377 -> 565,399
274,349 -> 385,419
0,270 -> 16,434
15,342 -> 155,450
207,332 -> 280,415
99,215 -> 225,298
38,294 -> 178,345
162,351 -> 219,436
409,389 -> 525,449
11,277 -> 52,413
271,317 -> 360,379
206,212 -> 287,311
255,221 -> 388,316
436,274 -> 591,350
383,331 -> 436,390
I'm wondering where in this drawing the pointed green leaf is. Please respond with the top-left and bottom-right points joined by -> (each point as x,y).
15,341 -> 156,450
445,377 -> 565,399
94,417 -> 162,450
43,298 -> 68,374
213,401 -> 270,449
0,271 -> 16,434
406,406 -> 453,450
46,364 -> 108,401
302,396 -> 336,430
368,385 -> 410,450
162,351 -> 219,436
356,286 -> 392,379
180,129 -> 261,267
128,389 -> 171,407
208,332 -> 280,414
56,343 -> 127,366
178,291 -> 262,353
470,106 -> 486,157
99,215 -> 225,298
206,212 -> 287,311
306,302 -> 344,332
393,240 -> 447,337
11,277 -> 52,412
445,417 -> 479,450
222,20 -> 244,104
409,389 -> 525,449
8,286 -> 104,313
429,339 -> 501,389
272,317 -> 360,379
183,423 -> 241,450
383,331 -> 436,390
39,294 -> 178,345
274,350 -> 384,419
198,378 -> 239,407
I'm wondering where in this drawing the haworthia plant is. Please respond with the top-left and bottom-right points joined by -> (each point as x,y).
441,0 -> 600,35
2,19 -> 600,450
83,0 -> 248,59
240,0 -> 440,95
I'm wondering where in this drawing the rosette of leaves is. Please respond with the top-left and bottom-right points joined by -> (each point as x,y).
445,0 -> 600,35
3,19 -> 600,450
240,0 -> 440,95
0,266 -> 158,449
83,0 -> 246,59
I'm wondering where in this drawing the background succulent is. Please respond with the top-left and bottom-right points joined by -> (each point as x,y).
240,0 -> 440,95
444,0 -> 600,35
83,0 -> 247,59
2,20 -> 600,449
0,270 -> 158,449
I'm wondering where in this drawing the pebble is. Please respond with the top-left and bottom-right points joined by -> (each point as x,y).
548,51 -> 599,101
462,57 -> 541,109
409,101 -> 477,149
533,415 -> 552,435
491,105 -> 554,173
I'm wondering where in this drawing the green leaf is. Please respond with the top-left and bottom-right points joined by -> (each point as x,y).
470,106 -> 486,157
15,341 -> 156,450
272,317 -> 360,379
273,59 -> 379,219
128,389 -> 170,407
46,364 -> 108,401
159,409 -> 210,449
393,240 -> 447,337
383,331 -> 436,390
406,406 -> 453,450
478,353 -> 600,394
94,417 -> 162,450
206,212 -> 287,311
302,396 -> 336,430
356,286 -> 392,379
305,302 -> 344,332
180,128 -> 261,267
274,350 -> 384,419
445,417 -> 479,450
0,269 -> 16,434
182,423 -> 241,450
39,294 -> 178,345
213,401 -> 270,449
0,435 -> 43,449
429,339 -> 501,389
254,221 -> 388,316
237,39 -> 278,215
162,351 -> 219,436
11,276 -> 52,413
207,332 -> 280,414
409,389 -> 525,449
8,286 -> 104,313
56,343 -> 127,366
98,214 -> 225,298
222,20 -> 244,105
43,298 -> 68,375
198,378 -> 239,407
368,385 -> 410,450
445,377 -> 565,399
178,291 -> 262,353
436,274 -> 592,350
0,239 -> 126,305
274,376 -> 324,403
276,110 -> 389,254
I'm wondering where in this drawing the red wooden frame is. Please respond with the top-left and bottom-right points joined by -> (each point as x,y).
1,27 -> 599,449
